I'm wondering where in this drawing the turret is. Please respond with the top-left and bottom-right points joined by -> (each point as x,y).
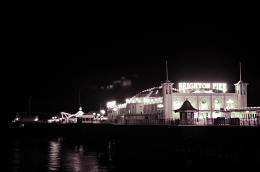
162,61 -> 173,120
234,62 -> 248,108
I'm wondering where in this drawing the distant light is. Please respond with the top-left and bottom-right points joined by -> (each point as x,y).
113,108 -> 118,112
106,101 -> 116,108
101,116 -> 108,120
100,109 -> 106,115
34,116 -> 39,122
126,98 -> 130,103
107,84 -> 114,89
157,104 -> 164,108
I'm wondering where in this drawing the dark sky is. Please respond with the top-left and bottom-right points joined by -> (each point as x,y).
8,1 -> 260,120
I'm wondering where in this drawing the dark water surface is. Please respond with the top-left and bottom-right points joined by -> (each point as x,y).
7,125 -> 260,171
8,136 -> 114,172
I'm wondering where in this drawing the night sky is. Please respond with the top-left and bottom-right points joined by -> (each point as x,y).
9,1 -> 260,121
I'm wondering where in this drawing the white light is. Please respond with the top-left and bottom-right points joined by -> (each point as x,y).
118,103 -> 126,108
100,109 -> 106,115
113,108 -> 118,111
106,101 -> 116,108
34,116 -> 39,122
179,82 -> 227,92
157,104 -> 164,108
226,99 -> 234,104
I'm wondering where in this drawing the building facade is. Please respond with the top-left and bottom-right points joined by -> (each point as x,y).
106,77 -> 259,125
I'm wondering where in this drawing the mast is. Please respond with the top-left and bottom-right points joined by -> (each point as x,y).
240,62 -> 242,81
166,60 -> 169,82
78,88 -> 82,111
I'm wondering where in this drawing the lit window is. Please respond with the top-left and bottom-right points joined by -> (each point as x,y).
226,99 -> 234,109
214,99 -> 221,110
200,98 -> 208,110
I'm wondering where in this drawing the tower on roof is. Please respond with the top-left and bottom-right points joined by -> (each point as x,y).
162,60 -> 173,120
234,62 -> 248,108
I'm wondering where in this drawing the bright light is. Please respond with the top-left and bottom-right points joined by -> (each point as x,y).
100,109 -> 106,115
34,116 -> 39,122
113,108 -> 118,111
118,103 -> 126,108
157,104 -> 164,108
101,116 -> 108,120
179,82 -> 210,90
212,83 -> 227,93
106,101 -> 116,108
179,82 -> 227,92
226,99 -> 234,104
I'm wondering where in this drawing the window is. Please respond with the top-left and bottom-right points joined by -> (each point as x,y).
226,99 -> 234,109
200,98 -> 208,110
214,99 -> 221,110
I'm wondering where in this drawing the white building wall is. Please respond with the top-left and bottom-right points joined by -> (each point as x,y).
235,82 -> 248,108
162,82 -> 173,119
172,93 -> 239,119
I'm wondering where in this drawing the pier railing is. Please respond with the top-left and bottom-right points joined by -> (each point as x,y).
113,117 -> 260,126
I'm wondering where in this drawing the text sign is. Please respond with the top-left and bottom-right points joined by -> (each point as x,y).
178,82 -> 227,92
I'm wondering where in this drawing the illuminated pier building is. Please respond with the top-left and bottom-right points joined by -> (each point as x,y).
107,63 -> 260,125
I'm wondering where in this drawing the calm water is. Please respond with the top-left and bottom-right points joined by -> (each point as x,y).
8,126 -> 260,171
8,137 -> 115,172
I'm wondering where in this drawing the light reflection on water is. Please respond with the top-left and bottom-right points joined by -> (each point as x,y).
64,146 -> 108,172
10,137 -> 113,172
11,141 -> 21,172
48,139 -> 61,171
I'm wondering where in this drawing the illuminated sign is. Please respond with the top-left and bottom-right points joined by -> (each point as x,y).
178,82 -> 227,92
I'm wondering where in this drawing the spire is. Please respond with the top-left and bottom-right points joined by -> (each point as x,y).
165,60 -> 169,82
239,62 -> 242,81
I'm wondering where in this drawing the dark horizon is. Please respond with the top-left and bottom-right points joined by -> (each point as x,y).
9,1 -> 260,120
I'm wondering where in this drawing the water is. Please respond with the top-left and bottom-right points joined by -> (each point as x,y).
7,126 -> 260,171
8,137 -> 114,172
